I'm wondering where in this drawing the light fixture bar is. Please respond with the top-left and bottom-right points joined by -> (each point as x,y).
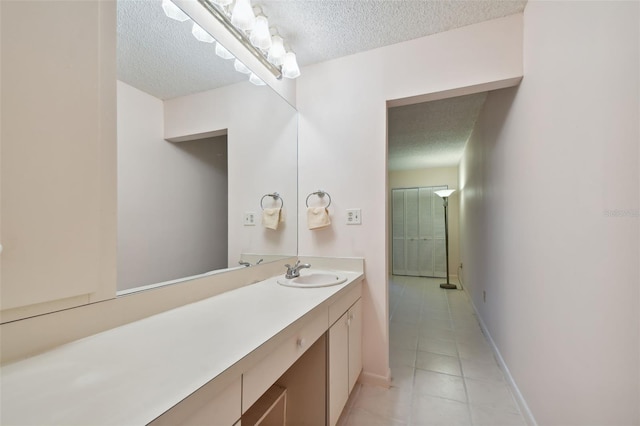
198,0 -> 282,79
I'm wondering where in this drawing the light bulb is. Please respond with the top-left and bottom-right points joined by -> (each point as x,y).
249,73 -> 266,86
162,0 -> 190,22
234,59 -> 251,74
267,35 -> 285,66
231,0 -> 255,31
250,16 -> 272,51
191,23 -> 214,43
282,52 -> 300,79
215,42 -> 235,60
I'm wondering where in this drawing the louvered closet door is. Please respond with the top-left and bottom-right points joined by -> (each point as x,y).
404,188 -> 420,276
417,188 -> 435,276
392,186 -> 447,278
392,190 -> 406,275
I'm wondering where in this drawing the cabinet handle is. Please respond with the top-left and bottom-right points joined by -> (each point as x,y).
296,337 -> 306,348
0,243 -> 2,254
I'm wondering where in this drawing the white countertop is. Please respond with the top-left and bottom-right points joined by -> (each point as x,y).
0,270 -> 363,425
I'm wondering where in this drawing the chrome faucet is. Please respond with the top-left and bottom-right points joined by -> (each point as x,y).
284,260 -> 311,279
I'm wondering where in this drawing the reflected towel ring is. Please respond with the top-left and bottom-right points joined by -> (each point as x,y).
260,192 -> 284,210
305,190 -> 332,208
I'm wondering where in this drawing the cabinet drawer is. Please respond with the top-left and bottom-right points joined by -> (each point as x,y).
329,281 -> 362,326
242,308 -> 327,412
150,375 -> 241,426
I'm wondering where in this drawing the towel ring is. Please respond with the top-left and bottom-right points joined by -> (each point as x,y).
305,190 -> 332,208
260,192 -> 284,210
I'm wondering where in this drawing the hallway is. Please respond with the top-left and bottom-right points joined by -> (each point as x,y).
339,276 -> 527,425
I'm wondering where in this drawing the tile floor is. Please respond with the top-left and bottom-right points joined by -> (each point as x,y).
338,275 -> 527,426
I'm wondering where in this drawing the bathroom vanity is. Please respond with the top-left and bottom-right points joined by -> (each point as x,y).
0,268 -> 363,425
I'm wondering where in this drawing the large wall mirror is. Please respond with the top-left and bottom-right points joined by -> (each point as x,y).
116,0 -> 297,294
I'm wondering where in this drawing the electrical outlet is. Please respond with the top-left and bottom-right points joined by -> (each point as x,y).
243,212 -> 257,226
346,209 -> 362,225
483,290 -> 486,303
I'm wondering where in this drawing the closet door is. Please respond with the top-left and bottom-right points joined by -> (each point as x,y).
417,188 -> 435,276
391,190 -> 406,275
391,186 -> 448,278
403,188 -> 420,276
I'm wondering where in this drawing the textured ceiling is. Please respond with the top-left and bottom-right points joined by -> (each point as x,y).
260,0 -> 526,67
117,0 -> 246,100
387,93 -> 487,171
117,0 -> 525,169
117,0 -> 526,99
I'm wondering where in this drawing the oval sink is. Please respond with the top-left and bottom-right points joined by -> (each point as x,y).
278,271 -> 347,288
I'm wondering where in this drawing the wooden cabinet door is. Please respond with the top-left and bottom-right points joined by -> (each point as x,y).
348,299 -> 362,393
328,311 -> 349,426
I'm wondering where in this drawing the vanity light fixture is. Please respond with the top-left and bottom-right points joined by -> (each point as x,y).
161,0 -> 300,84
162,0 -> 190,21
198,0 -> 300,80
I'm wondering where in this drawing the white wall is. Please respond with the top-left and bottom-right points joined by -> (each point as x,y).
388,167 -> 460,279
297,15 -> 523,384
117,81 -> 228,291
164,81 -> 298,265
459,2 -> 639,424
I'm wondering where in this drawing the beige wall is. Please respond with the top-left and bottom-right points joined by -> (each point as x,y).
388,167 -> 460,279
117,81 -> 228,291
459,2 -> 639,424
0,1 -> 116,318
297,14 -> 524,384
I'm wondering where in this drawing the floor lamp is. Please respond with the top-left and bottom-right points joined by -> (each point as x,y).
434,189 -> 456,290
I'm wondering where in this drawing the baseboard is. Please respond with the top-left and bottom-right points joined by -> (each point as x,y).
358,369 -> 392,388
464,290 -> 538,426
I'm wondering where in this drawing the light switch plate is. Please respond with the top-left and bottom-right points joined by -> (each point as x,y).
346,209 -> 361,225
243,212 -> 257,226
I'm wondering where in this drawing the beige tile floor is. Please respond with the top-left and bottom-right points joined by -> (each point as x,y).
338,275 -> 527,426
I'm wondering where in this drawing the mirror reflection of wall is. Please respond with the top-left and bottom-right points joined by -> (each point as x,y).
116,0 -> 297,293
117,81 -> 229,291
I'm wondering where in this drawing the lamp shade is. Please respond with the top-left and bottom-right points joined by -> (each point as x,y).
434,189 -> 455,198
231,0 -> 256,31
250,16 -> 272,50
282,52 -> 300,79
267,35 -> 285,66
162,0 -> 190,22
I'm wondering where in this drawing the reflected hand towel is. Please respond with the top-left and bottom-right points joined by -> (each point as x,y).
262,208 -> 281,230
307,207 -> 331,230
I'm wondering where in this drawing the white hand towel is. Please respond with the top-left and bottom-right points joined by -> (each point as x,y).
262,208 -> 281,230
307,207 -> 331,230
